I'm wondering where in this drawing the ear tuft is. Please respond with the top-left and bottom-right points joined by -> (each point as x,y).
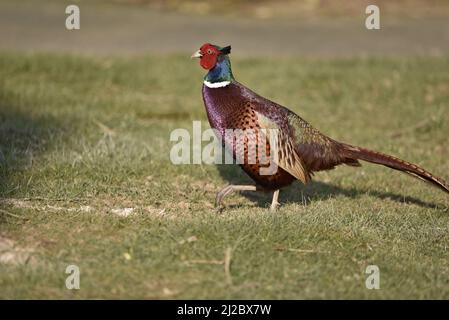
220,46 -> 231,55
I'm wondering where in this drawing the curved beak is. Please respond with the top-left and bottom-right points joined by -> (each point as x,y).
190,50 -> 202,59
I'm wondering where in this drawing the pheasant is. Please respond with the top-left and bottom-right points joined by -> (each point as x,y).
191,43 -> 449,211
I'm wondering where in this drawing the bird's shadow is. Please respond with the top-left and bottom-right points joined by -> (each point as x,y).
216,164 -> 446,211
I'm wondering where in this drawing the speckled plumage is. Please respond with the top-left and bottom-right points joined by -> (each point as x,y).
203,81 -> 296,190
202,80 -> 359,190
198,45 -> 449,196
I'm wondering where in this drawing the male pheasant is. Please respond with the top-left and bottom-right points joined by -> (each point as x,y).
191,43 -> 449,211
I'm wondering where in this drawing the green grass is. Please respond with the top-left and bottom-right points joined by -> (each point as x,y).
0,53 -> 449,299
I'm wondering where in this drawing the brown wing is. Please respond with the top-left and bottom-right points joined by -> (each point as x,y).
256,111 -> 312,184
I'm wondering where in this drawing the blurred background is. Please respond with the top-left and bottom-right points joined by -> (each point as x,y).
2,0 -> 449,57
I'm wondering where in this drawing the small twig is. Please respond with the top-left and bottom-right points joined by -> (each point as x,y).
275,246 -> 330,254
185,259 -> 224,265
287,248 -> 330,254
224,247 -> 233,286
94,119 -> 116,136
0,208 -> 27,220
389,118 -> 433,138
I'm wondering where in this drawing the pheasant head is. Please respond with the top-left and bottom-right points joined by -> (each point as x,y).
191,43 -> 233,87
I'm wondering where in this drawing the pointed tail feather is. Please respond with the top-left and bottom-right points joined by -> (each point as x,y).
341,144 -> 449,194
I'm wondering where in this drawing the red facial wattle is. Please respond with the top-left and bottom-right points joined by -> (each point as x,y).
200,54 -> 218,70
198,43 -> 221,70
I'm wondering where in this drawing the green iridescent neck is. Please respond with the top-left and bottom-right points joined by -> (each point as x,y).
204,56 -> 234,83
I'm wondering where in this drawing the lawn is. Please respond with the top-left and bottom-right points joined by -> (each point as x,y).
0,53 -> 448,299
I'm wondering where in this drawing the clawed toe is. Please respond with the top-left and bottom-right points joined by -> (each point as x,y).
214,184 -> 258,212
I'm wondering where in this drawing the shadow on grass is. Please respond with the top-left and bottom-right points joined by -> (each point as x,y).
216,163 -> 442,210
0,104 -> 65,200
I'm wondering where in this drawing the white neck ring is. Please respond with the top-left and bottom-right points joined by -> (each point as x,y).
203,80 -> 231,88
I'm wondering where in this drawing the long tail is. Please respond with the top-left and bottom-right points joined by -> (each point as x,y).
341,144 -> 449,194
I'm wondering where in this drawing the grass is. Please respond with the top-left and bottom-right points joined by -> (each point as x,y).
0,53 -> 449,299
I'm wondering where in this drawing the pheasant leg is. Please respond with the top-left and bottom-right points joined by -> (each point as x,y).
270,189 -> 280,212
215,184 -> 257,211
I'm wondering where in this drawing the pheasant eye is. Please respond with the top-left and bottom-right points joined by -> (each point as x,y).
207,49 -> 213,54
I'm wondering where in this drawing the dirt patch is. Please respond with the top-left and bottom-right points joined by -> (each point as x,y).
1,198 -> 170,217
0,199 -> 94,213
0,236 -> 36,266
